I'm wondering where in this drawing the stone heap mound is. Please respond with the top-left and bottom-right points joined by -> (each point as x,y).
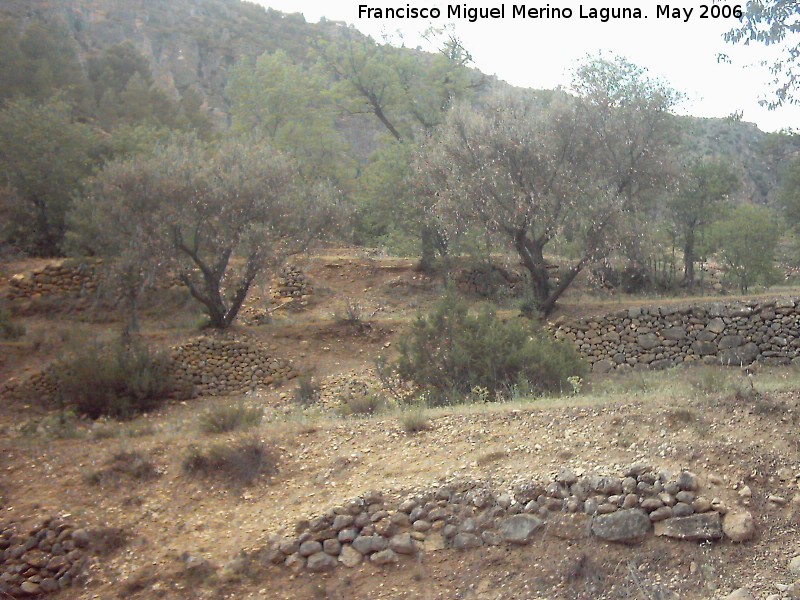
455,265 -> 524,298
271,266 -> 312,301
265,465 -> 753,573
172,336 -> 297,396
5,261 -> 99,300
0,518 -> 89,597
551,298 -> 800,373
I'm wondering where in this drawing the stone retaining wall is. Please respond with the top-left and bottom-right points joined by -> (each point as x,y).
263,465 -> 758,574
5,261 -> 100,300
550,298 -> 800,373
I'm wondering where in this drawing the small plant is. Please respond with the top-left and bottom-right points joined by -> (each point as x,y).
198,402 -> 263,434
400,407 -> 431,434
567,376 -> 583,396
182,437 -> 277,487
293,373 -> 320,407
54,337 -> 180,419
688,367 -> 729,395
20,410 -> 83,439
0,306 -> 25,340
86,451 -> 159,485
335,298 -> 369,332
337,393 -> 385,417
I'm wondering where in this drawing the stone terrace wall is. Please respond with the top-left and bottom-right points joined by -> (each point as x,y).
550,298 -> 800,373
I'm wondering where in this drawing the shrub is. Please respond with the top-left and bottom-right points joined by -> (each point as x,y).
55,338 -> 179,419
198,402 -> 263,434
400,407 -> 431,434
393,294 -> 586,406
337,393 -> 385,417
293,373 -> 320,407
0,306 -> 25,340
86,451 -> 159,485
182,438 -> 277,487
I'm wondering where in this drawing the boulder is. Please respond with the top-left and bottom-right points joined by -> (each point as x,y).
653,513 -> 723,541
306,552 -> 337,572
591,509 -> 650,543
498,515 -> 545,544
722,510 -> 755,542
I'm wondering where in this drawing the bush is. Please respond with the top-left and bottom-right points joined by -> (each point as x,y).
182,438 -> 277,487
293,373 -> 320,407
337,393 -> 385,417
86,451 -> 159,485
198,402 -> 262,434
0,306 -> 25,340
400,407 -> 431,434
55,338 -> 179,419
393,295 -> 586,406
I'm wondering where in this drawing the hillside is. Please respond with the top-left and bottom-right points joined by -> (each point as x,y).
0,0 -> 794,201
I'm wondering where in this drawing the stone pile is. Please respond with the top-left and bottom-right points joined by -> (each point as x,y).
5,262 -> 99,300
550,298 -> 800,373
266,465 -> 750,573
317,370 -> 382,409
271,266 -> 312,301
0,518 -> 89,597
172,336 -> 297,396
455,265 -> 523,298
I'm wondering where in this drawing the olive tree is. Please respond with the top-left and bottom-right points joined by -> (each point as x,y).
71,137 -> 340,329
416,57 -> 680,316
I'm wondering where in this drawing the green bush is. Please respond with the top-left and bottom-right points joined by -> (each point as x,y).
393,295 -> 586,406
55,338 -> 179,419
198,402 -> 263,434
0,307 -> 25,340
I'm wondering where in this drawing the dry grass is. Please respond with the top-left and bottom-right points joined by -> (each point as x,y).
182,437 -> 278,487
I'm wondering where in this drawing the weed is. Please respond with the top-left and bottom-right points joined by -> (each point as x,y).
86,451 -> 159,485
335,298 -> 368,331
0,306 -> 24,340
293,373 -> 320,407
337,393 -> 385,417
182,438 -> 277,487
688,366 -> 730,395
400,407 -> 431,434
198,402 -> 262,434
20,411 -> 84,439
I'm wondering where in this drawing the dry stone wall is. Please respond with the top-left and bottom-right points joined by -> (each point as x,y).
550,298 -> 800,373
5,261 -> 99,300
263,465 -> 753,574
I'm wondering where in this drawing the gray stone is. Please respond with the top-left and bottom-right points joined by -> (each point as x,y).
351,535 -> 388,555
389,533 -> 417,555
637,334 -> 659,350
724,588 -> 754,600
370,549 -> 398,565
719,335 -> 744,349
649,506 -> 673,521
719,342 -> 759,366
705,318 -> 726,334
323,539 -> 341,556
338,545 -> 362,568
593,359 -> 615,374
591,509 -> 650,543
498,515 -> 544,544
789,556 -> 800,576
722,510 -> 755,542
337,528 -> 358,543
676,471 -> 699,491
662,326 -> 686,341
306,551 -> 337,572
695,330 -> 717,342
332,515 -> 354,530
672,503 -> 694,518
653,513 -> 723,541
452,533 -> 482,550
692,340 -> 717,356
299,541 -> 322,557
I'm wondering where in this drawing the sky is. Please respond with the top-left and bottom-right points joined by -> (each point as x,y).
250,0 -> 799,132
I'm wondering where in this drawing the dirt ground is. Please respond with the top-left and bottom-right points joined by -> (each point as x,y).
1,250 -> 799,599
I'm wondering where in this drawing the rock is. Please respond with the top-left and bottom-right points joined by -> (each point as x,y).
70,529 -> 90,548
692,497 -> 712,513
676,471 -> 699,491
389,533 -> 417,555
719,343 -> 759,366
662,326 -> 686,341
20,581 -> 41,595
351,535 -> 387,555
547,514 -> 590,540
719,335 -> 744,349
338,545 -> 362,568
637,334 -> 659,350
593,359 -> 615,374
452,533 -> 482,550
649,506 -> 673,521
591,509 -> 650,543
723,510 -> 755,542
706,318 -> 726,334
306,552 -> 337,572
790,556 -> 800,577
323,539 -> 341,556
299,541 -> 322,557
692,340 -> 717,356
498,515 -> 544,545
653,513 -> 723,541
370,549 -> 398,565
725,588 -> 754,600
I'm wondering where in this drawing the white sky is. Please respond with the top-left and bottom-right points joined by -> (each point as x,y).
251,0 -> 799,132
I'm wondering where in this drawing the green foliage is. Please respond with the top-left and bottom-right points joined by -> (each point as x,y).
392,295 -> 586,405
182,438 -> 277,487
778,156 -> 800,227
198,402 -> 263,434
55,338 -> 179,419
0,96 -> 102,255
708,203 -> 782,292
0,306 -> 25,340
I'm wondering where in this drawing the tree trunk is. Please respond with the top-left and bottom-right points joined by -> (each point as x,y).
418,224 -> 437,274
512,230 -> 550,308
683,230 -> 695,289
